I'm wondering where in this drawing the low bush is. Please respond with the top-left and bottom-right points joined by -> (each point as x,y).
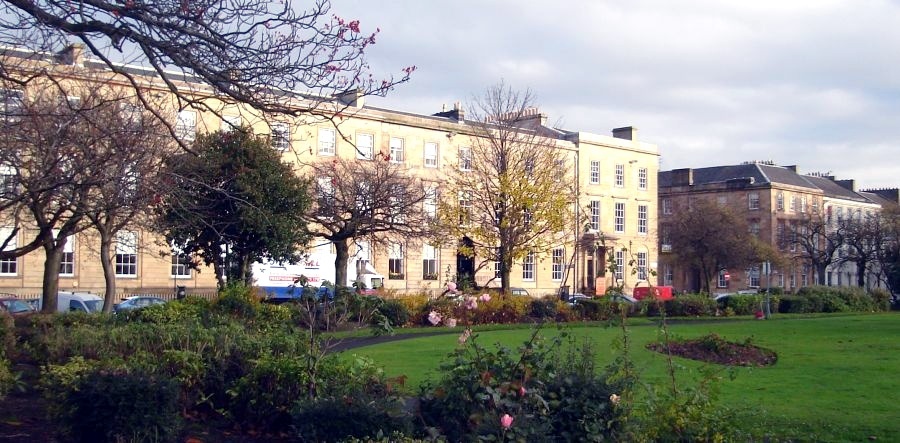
469,295 -> 530,324
530,297 -> 558,319
377,299 -> 410,328
227,354 -> 309,431
720,295 -> 764,315
869,288 -> 892,311
664,294 -> 717,317
779,295 -> 814,313
292,396 -> 413,441
576,299 -> 624,321
56,369 -> 181,443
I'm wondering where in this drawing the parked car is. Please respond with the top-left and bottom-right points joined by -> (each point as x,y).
0,295 -> 37,316
114,295 -> 167,312
31,292 -> 104,313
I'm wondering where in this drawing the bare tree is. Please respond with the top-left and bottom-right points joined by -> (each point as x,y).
1,0 -> 413,142
790,213 -> 846,286
841,211 -> 885,289
668,199 -> 761,294
0,79 -> 138,311
302,156 -> 430,288
434,82 -> 575,295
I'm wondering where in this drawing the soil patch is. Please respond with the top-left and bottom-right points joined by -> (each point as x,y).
646,334 -> 777,367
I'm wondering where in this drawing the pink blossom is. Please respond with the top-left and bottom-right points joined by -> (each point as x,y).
500,413 -> 514,430
479,293 -> 491,302
427,310 -> 442,326
464,297 -> 478,310
447,282 -> 459,294
609,393 -> 620,405
446,318 -> 457,328
519,386 -> 526,397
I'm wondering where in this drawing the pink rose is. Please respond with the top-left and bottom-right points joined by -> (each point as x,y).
500,413 -> 514,430
458,328 -> 471,344
479,293 -> 491,302
427,310 -> 442,326
464,296 -> 478,310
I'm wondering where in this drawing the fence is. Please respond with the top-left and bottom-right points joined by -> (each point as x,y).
15,291 -> 219,303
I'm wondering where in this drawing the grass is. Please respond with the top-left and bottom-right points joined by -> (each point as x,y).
344,313 -> 900,441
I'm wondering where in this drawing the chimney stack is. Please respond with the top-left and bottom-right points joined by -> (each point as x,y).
335,89 -> 365,108
612,126 -> 638,141
56,43 -> 85,67
432,101 -> 465,123
671,168 -> 694,187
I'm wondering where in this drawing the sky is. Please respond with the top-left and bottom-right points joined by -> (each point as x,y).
332,0 -> 900,190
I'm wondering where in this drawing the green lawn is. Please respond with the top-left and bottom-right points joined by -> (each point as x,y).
344,313 -> 900,441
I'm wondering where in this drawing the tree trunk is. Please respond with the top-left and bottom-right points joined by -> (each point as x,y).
816,263 -> 828,286
334,238 -> 349,288
40,240 -> 65,314
856,261 -> 867,287
99,233 -> 118,313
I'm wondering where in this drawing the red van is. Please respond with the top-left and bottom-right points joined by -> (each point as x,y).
633,286 -> 674,301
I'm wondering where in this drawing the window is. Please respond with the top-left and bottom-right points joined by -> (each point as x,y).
800,196 -> 808,213
812,198 -> 819,214
589,200 -> 601,231
718,269 -> 728,288
749,220 -> 760,238
748,192 -> 760,210
776,220 -> 786,249
836,206 -> 844,222
789,222 -> 798,252
748,266 -> 760,288
459,191 -> 472,226
222,114 -> 241,131
615,164 -> 625,187
424,186 -> 437,218
776,192 -> 784,211
0,227 -> 17,275
171,244 -> 192,278
54,230 -> 74,277
388,243 -> 404,279
614,249 -> 625,281
422,244 -> 438,280
389,137 -> 404,163
523,206 -> 532,228
790,195 -> 798,212
522,251 -> 535,281
356,133 -> 374,160
614,202 -> 625,233
589,160 -> 600,184
658,199 -> 671,217
551,248 -> 564,280
316,176 -> 335,206
353,240 -> 372,273
637,204 -> 648,235
176,110 -> 196,141
1,89 -> 23,121
638,167 -> 648,190
660,224 -> 672,252
318,128 -> 336,156
0,165 -> 16,196
115,231 -> 138,277
663,264 -> 674,286
266,122 -> 289,151
424,142 -> 438,167
524,157 -> 535,176
636,252 -> 647,280
458,146 -> 471,171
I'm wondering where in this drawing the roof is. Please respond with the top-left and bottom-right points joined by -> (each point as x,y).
803,175 -> 871,203
659,163 -> 819,189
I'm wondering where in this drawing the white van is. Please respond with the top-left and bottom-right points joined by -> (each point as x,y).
31,292 -> 104,313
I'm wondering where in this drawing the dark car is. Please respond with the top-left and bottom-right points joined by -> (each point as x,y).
0,296 -> 37,316
114,296 -> 167,312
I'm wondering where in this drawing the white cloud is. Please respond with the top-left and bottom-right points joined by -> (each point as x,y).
334,0 -> 900,188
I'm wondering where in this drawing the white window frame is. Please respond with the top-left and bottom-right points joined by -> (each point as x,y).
614,202 -> 626,233
422,244 -> 438,280
636,252 -> 648,281
748,266 -> 760,288
176,110 -> 197,142
638,167 -> 648,190
458,146 -> 471,171
662,198 -> 673,215
222,114 -> 241,131
522,251 -> 535,281
638,204 -> 648,235
53,230 -> 75,277
424,186 -> 437,218
589,160 -> 600,184
459,191 -> 472,226
589,200 -> 601,231
1,89 -> 23,121
356,132 -> 374,160
718,269 -> 728,288
663,264 -> 674,286
318,127 -> 336,156
0,164 -> 17,196
115,231 -> 138,277
170,244 -> 192,279
776,192 -> 784,211
424,141 -> 438,168
615,164 -> 625,187
748,192 -> 760,210
0,227 -> 18,276
389,137 -> 405,163
551,247 -> 564,281
271,122 -> 290,151
388,242 -> 404,279
614,249 -> 625,281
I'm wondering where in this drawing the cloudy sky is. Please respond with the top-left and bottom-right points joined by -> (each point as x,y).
333,0 -> 899,189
